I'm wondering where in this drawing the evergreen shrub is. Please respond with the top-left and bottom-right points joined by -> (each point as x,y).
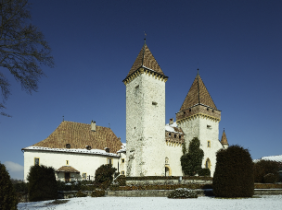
27,165 -> 58,201
91,189 -> 105,197
94,164 -> 116,189
180,137 -> 204,176
76,190 -> 87,197
198,168 -> 211,177
213,145 -> 254,198
167,188 -> 197,199
263,173 -> 277,183
254,160 -> 280,183
0,162 -> 18,210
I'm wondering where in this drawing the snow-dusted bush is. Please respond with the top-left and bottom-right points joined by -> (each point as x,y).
254,160 -> 280,183
167,188 -> 198,199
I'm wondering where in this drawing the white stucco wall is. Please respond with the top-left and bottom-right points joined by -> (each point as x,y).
126,72 -> 166,176
178,116 -> 223,176
165,144 -> 183,176
23,150 -> 119,182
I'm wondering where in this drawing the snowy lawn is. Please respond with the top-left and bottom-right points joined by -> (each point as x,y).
18,195 -> 282,210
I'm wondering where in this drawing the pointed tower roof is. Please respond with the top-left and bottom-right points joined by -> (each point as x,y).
126,40 -> 165,78
221,129 -> 229,145
180,73 -> 217,111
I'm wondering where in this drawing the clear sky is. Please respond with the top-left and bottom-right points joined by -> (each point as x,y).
1,0 -> 282,179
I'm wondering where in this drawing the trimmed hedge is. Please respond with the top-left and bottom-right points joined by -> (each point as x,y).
94,164 -> 116,189
27,165 -> 58,201
91,189 -> 105,197
76,190 -> 87,197
0,162 -> 18,210
168,188 -> 197,199
213,145 -> 254,198
126,176 -> 212,181
198,168 -> 211,177
109,183 -> 213,191
254,160 -> 280,183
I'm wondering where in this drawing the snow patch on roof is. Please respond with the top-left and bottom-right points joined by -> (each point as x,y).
254,155 -> 282,163
117,143 -> 126,153
23,146 -> 119,157
165,122 -> 182,134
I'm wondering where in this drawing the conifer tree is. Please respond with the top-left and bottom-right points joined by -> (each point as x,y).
180,137 -> 204,176
27,165 -> 57,201
0,162 -> 18,210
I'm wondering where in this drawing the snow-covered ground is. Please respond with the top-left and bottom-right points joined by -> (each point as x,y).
18,195 -> 282,210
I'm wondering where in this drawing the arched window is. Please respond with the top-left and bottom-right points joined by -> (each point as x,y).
205,158 -> 211,169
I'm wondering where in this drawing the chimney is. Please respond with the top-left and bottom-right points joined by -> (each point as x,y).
91,120 -> 96,132
169,118 -> 174,125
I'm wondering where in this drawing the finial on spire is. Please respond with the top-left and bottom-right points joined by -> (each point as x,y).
197,68 -> 199,75
62,115 -> 64,122
144,31 -> 147,45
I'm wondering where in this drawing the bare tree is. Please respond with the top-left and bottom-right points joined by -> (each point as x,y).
0,0 -> 54,117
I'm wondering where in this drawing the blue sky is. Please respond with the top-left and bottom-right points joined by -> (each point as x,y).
1,0 -> 282,179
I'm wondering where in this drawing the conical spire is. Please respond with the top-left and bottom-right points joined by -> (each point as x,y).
180,73 -> 217,111
221,129 -> 229,145
126,41 -> 165,78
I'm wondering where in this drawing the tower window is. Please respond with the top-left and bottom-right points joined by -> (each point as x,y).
152,101 -> 157,105
121,158 -> 125,163
207,141 -> 211,147
207,125 -> 212,129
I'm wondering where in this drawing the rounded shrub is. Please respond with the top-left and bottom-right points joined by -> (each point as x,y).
0,162 -> 18,210
167,188 -> 198,199
91,189 -> 105,197
94,164 -> 116,189
213,145 -> 254,198
254,160 -> 280,183
263,173 -> 277,183
27,165 -> 58,201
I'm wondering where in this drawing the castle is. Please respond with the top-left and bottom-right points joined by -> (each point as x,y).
22,40 -> 228,182
123,40 -> 228,177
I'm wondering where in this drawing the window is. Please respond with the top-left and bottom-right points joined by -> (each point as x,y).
66,144 -> 71,148
82,173 -> 87,180
179,135 -> 181,139
207,141 -> 211,147
174,134 -> 176,138
207,125 -> 212,129
34,158 -> 40,166
121,171 -> 125,175
206,159 -> 211,169
66,160 -> 69,165
169,133 -> 171,137
121,159 -> 125,163
107,158 -> 112,164
152,101 -> 157,105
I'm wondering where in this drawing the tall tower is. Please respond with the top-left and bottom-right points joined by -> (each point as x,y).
123,40 -> 168,176
176,72 -> 222,176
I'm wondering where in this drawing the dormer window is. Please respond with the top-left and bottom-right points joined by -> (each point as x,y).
86,145 -> 91,150
105,147 -> 110,153
66,144 -> 71,149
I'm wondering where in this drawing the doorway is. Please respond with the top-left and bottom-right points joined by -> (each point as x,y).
65,172 -> 70,182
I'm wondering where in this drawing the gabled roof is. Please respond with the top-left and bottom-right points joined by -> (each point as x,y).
221,130 -> 229,145
180,74 -> 217,111
56,166 -> 80,173
31,121 -> 122,153
126,41 -> 165,78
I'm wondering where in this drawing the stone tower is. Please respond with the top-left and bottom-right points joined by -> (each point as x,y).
176,72 -> 222,176
123,40 -> 168,176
